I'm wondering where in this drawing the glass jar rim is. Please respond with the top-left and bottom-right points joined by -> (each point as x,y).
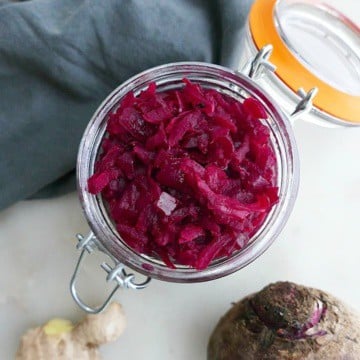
77,62 -> 300,283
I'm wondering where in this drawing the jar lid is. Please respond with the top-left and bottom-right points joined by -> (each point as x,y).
249,0 -> 360,124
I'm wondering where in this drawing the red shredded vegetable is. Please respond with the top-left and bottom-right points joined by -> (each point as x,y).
87,79 -> 278,270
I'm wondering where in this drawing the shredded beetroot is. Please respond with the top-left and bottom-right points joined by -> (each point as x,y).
87,79 -> 278,270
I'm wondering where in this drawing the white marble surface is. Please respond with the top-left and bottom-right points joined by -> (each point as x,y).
1,1 -> 359,359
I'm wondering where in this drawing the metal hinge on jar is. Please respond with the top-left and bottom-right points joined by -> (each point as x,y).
240,44 -> 318,120
70,232 -> 151,314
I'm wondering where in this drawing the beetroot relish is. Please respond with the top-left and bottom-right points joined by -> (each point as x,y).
87,79 -> 278,270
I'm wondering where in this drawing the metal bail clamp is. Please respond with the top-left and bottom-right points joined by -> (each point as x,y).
70,232 -> 151,314
241,44 -> 318,119
240,44 -> 277,80
290,87 -> 318,120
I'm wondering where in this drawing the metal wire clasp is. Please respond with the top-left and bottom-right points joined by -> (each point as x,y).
241,44 -> 318,120
290,87 -> 318,120
240,44 -> 277,80
70,232 -> 151,314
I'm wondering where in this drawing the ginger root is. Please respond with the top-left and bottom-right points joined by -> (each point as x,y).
16,302 -> 126,360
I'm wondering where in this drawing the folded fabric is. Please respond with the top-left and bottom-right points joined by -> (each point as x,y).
0,0 -> 253,210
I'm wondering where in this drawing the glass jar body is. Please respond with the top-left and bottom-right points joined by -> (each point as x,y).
77,62 -> 299,283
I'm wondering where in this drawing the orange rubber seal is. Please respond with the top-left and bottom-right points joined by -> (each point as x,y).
249,0 -> 360,123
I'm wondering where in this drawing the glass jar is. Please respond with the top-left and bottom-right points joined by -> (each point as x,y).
70,0 -> 360,314
71,62 -> 300,313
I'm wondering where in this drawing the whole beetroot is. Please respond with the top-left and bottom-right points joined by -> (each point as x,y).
208,282 -> 360,360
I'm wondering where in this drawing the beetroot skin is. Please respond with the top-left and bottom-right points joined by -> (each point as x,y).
87,79 -> 278,270
208,282 -> 360,360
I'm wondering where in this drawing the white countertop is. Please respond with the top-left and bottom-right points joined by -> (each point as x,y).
1,1 -> 359,359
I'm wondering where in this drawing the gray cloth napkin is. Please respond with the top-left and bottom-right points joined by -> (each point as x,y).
0,0 -> 253,210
